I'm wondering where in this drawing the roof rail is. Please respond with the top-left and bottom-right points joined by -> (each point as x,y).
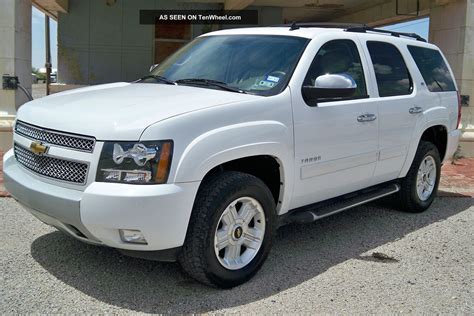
272,22 -> 367,30
345,26 -> 427,42
271,22 -> 427,42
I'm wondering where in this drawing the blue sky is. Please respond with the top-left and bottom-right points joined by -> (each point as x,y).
381,17 -> 429,41
32,7 -> 57,69
30,9 -> 429,70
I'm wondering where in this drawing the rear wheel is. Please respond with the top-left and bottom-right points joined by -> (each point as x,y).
179,171 -> 276,288
397,141 -> 441,213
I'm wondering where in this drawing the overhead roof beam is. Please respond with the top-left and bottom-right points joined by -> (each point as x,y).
224,0 -> 255,11
32,0 -> 69,21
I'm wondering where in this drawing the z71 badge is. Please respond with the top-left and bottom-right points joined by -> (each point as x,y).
301,156 -> 321,164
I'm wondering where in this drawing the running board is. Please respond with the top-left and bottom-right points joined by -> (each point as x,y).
282,183 -> 400,225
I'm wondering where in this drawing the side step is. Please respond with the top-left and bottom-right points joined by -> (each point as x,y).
282,183 -> 400,225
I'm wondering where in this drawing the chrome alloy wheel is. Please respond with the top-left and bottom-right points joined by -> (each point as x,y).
214,197 -> 266,270
416,155 -> 437,201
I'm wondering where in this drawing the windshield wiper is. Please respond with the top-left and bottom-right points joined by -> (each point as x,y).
175,78 -> 247,94
139,75 -> 176,85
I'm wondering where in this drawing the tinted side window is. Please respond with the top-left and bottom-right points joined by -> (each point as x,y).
304,39 -> 367,97
367,41 -> 412,97
408,45 -> 456,92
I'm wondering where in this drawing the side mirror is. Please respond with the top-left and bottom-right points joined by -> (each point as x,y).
149,64 -> 159,72
302,73 -> 357,105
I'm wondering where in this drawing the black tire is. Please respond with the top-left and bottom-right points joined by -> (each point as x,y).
396,141 -> 441,213
178,171 -> 276,288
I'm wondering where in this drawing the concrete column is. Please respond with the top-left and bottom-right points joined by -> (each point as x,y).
0,0 -> 32,151
429,0 -> 474,156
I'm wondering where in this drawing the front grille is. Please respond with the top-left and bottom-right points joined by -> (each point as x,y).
14,144 -> 89,184
15,120 -> 95,152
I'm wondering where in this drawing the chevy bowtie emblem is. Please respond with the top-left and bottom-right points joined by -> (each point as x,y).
30,141 -> 48,155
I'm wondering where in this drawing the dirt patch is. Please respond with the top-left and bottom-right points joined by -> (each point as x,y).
439,158 -> 474,198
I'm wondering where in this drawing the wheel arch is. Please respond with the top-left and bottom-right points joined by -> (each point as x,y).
399,122 -> 449,177
200,155 -> 284,210
419,125 -> 448,161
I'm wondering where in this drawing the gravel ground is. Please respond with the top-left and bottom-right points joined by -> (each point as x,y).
0,196 -> 472,314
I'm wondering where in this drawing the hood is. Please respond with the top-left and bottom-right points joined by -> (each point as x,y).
17,82 -> 258,140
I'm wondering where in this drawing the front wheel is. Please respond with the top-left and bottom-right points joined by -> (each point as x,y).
397,141 -> 441,213
179,171 -> 276,288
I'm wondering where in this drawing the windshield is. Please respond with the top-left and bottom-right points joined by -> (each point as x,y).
147,35 -> 309,96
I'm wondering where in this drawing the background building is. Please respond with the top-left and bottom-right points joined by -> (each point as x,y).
0,0 -> 473,155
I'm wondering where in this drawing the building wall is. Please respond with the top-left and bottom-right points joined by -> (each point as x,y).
57,0 -> 222,85
0,0 -> 32,151
0,0 -> 32,114
330,0 -> 431,26
430,0 -> 474,131
429,0 -> 474,156
58,0 -> 282,85
219,6 -> 282,30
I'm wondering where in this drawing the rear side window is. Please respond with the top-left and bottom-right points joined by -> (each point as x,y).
367,41 -> 412,97
407,45 -> 456,92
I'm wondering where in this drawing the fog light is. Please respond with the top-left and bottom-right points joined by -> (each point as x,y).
119,229 -> 148,245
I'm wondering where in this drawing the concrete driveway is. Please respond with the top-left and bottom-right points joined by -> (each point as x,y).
0,196 -> 472,314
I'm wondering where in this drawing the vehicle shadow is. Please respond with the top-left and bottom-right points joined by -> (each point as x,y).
30,197 -> 472,313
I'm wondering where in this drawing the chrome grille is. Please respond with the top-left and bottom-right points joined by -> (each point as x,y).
15,120 -> 95,152
14,144 -> 88,184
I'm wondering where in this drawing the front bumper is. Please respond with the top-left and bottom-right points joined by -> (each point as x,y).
3,149 -> 200,252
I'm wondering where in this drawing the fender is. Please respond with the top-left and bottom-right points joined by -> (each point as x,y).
174,120 -> 294,214
399,106 -> 450,177
139,89 -> 294,213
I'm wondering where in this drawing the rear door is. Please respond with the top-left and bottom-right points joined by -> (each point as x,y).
360,40 -> 421,184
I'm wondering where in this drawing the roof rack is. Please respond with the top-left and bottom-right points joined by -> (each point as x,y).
272,22 -> 367,30
345,25 -> 427,42
272,22 -> 426,42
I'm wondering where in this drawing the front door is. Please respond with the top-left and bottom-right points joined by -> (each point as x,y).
291,38 -> 378,209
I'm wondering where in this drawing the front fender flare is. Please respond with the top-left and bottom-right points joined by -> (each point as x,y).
173,121 -> 294,213
174,121 -> 291,182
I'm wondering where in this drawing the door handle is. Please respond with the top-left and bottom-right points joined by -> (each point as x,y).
409,106 -> 423,114
357,113 -> 377,122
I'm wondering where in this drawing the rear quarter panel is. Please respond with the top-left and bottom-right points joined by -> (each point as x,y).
399,43 -> 459,176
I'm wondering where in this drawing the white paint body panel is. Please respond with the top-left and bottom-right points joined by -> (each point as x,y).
81,181 -> 200,250
17,82 -> 259,140
289,32 -> 378,208
4,27 -> 460,252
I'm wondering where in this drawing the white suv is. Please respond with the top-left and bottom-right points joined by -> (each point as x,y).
4,23 -> 461,288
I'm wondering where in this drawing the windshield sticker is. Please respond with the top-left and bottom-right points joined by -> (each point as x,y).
266,75 -> 280,83
259,80 -> 276,88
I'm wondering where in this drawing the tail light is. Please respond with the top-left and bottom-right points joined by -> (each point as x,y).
457,91 -> 462,129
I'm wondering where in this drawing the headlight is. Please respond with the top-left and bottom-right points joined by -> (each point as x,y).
96,140 -> 173,184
